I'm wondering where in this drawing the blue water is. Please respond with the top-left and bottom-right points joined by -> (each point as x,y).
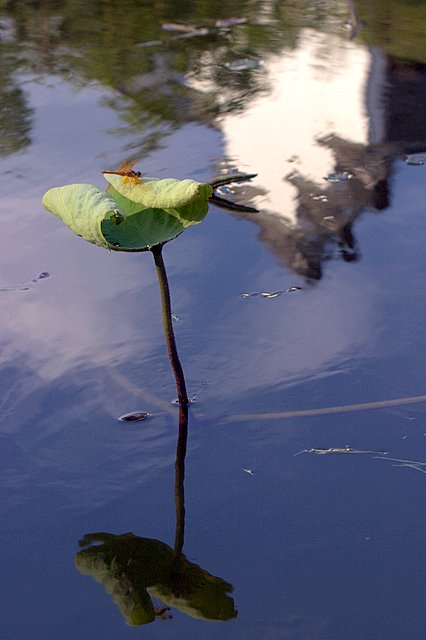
0,2 -> 425,638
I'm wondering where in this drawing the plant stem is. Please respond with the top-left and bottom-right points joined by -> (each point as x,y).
151,244 -> 189,406
173,403 -> 188,557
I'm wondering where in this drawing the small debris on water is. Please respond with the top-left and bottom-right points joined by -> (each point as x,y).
294,447 -> 389,456
119,411 -> 150,423
170,28 -> 209,40
323,171 -> 353,183
172,381 -> 211,405
373,455 -> 426,475
392,463 -> 426,474
225,58 -> 262,71
172,396 -> 196,405
241,286 -> 302,299
161,22 -> 196,32
0,272 -> 51,292
403,155 -> 424,166
216,17 -> 248,27
137,40 -> 162,48
32,272 -> 51,282
0,284 -> 29,292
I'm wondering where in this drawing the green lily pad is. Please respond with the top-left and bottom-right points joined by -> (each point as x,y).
42,184 -> 123,249
42,183 -> 189,251
103,174 -> 212,225
103,185 -> 185,251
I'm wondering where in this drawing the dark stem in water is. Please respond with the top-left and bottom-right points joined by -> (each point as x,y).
151,244 -> 189,406
174,403 -> 188,557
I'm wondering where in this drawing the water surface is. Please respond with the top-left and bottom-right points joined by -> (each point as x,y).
0,2 -> 425,639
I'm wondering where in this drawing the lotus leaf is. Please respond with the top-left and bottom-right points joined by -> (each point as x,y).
103,174 -> 212,225
42,175 -> 210,251
42,184 -> 123,249
103,185 -> 185,250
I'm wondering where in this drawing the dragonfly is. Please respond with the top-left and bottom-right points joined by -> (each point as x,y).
103,160 -> 143,184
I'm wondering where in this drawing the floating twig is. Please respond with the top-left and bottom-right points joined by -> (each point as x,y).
295,447 -> 389,457
229,394 -> 426,422
392,463 -> 426,474
241,287 -> 301,299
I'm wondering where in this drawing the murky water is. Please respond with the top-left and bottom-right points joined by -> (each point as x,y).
0,2 -> 425,638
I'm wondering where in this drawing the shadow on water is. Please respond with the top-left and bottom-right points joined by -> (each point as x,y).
75,405 -> 238,626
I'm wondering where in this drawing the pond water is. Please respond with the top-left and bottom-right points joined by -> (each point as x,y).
0,1 -> 425,638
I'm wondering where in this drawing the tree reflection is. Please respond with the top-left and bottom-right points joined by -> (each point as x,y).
2,0 -> 425,277
218,126 -> 425,280
1,0 -> 349,157
0,41 -> 32,155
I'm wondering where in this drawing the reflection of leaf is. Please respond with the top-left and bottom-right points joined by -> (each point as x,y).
75,532 -> 237,625
103,174 -> 212,225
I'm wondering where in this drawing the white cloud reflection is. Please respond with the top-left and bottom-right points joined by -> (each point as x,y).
219,29 -> 371,222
